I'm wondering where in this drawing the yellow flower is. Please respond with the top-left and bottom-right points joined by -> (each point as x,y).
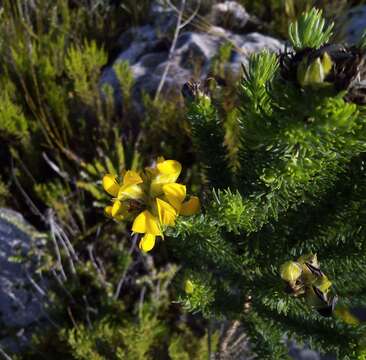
150,159 -> 182,197
156,159 -> 182,183
132,210 -> 162,236
102,174 -> 119,197
162,183 -> 186,211
102,158 -> 200,252
184,279 -> 194,294
156,198 -> 177,226
280,261 -> 302,282
139,234 -> 156,252
117,170 -> 143,200
104,201 -> 126,221
335,306 -> 359,326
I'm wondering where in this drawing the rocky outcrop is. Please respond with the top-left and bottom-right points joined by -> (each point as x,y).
209,1 -> 252,32
342,5 -> 366,45
288,340 -> 335,360
100,1 -> 285,107
0,209 -> 47,352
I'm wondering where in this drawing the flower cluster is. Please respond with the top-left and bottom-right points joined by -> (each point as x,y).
102,158 -> 200,252
280,254 -> 337,317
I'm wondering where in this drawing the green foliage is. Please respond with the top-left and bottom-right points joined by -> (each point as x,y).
0,1 -> 211,358
140,93 -> 194,165
186,93 -> 232,189
64,309 -> 165,360
168,324 -> 219,360
4,1 -> 366,359
179,271 -> 217,317
177,8 -> 366,358
65,41 -> 108,106
0,91 -> 28,143
288,8 -> 334,49
210,42 -> 233,79
113,60 -> 135,110
0,179 -> 9,206
119,0 -> 152,26
240,51 -> 279,116
61,311 -> 217,360
0,0 -> 147,228
16,258 -> 214,360
242,0 -> 348,40
360,29 -> 366,50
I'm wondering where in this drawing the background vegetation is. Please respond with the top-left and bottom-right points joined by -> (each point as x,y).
0,0 -> 365,359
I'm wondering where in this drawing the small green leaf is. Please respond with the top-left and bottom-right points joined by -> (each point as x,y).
288,8 -> 334,50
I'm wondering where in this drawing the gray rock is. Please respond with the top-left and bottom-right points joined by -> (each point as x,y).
341,5 -> 366,45
0,209 -> 47,352
101,18 -> 285,106
288,340 -> 336,360
289,341 -> 320,360
150,1 -> 177,34
209,1 -> 250,31
296,350 -> 320,360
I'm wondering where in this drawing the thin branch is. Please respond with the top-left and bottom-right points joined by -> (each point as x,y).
231,333 -> 251,356
67,306 -> 78,329
48,209 -> 76,276
0,346 -> 13,360
164,0 -> 179,13
42,152 -> 70,180
87,244 -> 108,286
49,219 -> 67,282
82,295 -> 93,329
114,234 -> 138,299
138,285 -> 146,317
53,219 -> 79,262
50,268 -> 75,303
93,225 -> 107,277
180,0 -> 201,29
11,160 -> 46,222
25,270 -> 47,297
220,320 -> 241,355
154,0 -> 186,101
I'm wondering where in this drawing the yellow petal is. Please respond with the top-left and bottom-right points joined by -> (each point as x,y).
102,174 -> 120,197
151,160 -> 182,196
280,261 -> 302,282
123,170 -> 143,186
184,280 -> 194,294
157,156 -> 165,164
132,210 -> 161,235
180,196 -> 200,216
157,160 -> 182,179
163,183 -> 186,210
156,198 -> 177,226
111,200 -> 123,217
104,206 -> 113,217
139,234 -> 156,252
314,275 -> 332,293
335,306 -> 360,326
118,183 -> 143,200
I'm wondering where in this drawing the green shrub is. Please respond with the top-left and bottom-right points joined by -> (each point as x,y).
174,9 -> 366,358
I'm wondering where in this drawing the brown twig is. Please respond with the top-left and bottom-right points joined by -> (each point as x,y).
154,0 -> 201,101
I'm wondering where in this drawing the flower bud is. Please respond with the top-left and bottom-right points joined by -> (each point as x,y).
184,279 -> 194,294
297,52 -> 333,87
280,261 -> 302,282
